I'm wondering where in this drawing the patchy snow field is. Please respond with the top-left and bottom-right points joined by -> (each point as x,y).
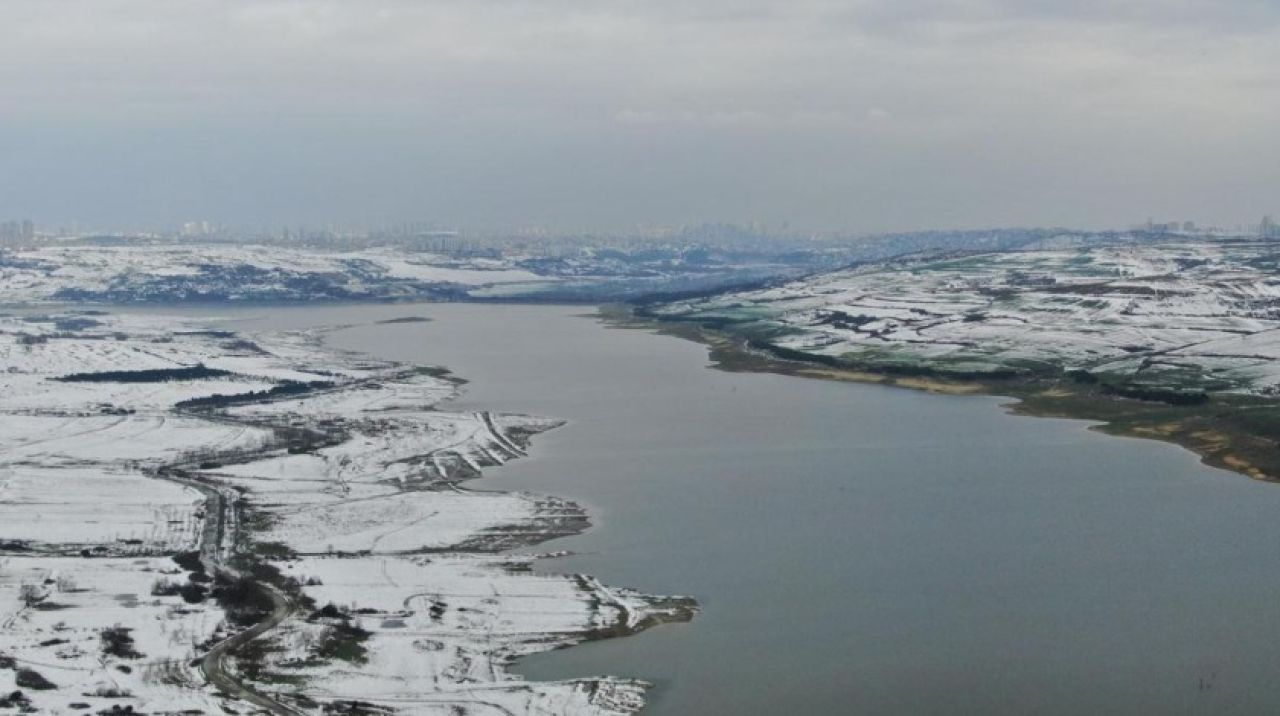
0,311 -> 691,715
656,238 -> 1280,394
0,556 -> 227,714
245,554 -> 689,716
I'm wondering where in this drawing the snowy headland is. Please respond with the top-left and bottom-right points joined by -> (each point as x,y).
0,311 -> 693,715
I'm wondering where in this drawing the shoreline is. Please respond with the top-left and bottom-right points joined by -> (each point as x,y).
232,319 -> 698,711
600,304 -> 1280,484
0,309 -> 694,716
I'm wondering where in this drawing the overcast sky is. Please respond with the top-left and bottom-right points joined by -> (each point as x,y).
1,0 -> 1277,233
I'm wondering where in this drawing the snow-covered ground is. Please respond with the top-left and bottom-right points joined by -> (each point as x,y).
0,311 -> 692,714
248,555 -> 687,716
655,238 -> 1280,394
0,556 -> 227,715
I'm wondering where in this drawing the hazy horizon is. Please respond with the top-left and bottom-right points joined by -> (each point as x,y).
2,1 -> 1277,233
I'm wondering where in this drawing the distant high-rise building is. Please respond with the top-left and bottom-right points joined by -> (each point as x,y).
0,219 -> 37,245
0,220 -> 29,245
1262,216 -> 1278,239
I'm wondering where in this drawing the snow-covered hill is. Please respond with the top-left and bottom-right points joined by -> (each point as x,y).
653,238 -> 1280,396
0,245 -> 546,303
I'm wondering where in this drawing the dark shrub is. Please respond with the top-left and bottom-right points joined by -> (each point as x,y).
100,627 -> 144,659
179,582 -> 208,604
212,576 -> 274,627
172,552 -> 203,573
15,668 -> 56,690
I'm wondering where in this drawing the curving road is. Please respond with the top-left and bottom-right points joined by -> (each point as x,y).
152,417 -> 307,716
199,582 -> 302,716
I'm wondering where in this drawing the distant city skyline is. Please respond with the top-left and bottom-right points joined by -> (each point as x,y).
1,1 -> 1278,233
7,214 -> 1280,245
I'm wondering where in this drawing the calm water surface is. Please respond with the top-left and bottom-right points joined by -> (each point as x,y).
221,303 -> 1280,715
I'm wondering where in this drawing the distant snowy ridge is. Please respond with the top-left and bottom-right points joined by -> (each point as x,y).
0,245 -> 548,304
0,241 -> 816,305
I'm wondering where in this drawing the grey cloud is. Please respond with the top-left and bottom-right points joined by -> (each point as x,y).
0,0 -> 1277,232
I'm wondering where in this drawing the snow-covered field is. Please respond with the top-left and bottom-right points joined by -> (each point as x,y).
0,556 -> 226,714
655,238 -> 1280,394
249,555 -> 688,716
0,311 -> 691,714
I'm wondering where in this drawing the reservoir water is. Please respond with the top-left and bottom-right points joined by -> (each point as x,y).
229,303 -> 1280,715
